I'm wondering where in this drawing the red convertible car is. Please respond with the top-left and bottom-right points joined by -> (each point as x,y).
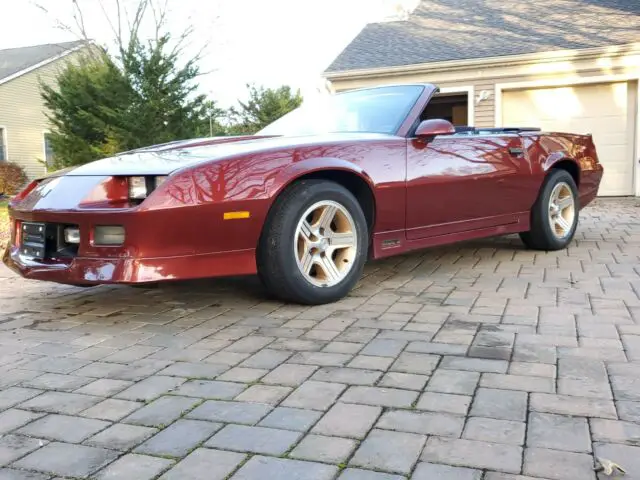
3,83 -> 603,304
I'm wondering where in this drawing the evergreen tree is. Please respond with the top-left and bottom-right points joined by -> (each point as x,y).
114,34 -> 211,149
41,50 -> 133,168
39,1 -> 222,169
228,84 -> 303,135
197,100 -> 227,138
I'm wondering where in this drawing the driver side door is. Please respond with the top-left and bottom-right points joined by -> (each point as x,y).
405,131 -> 532,240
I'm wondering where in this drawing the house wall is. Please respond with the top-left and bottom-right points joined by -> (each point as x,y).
326,47 -> 640,128
0,48 -> 90,179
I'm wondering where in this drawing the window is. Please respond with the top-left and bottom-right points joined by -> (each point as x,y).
0,128 -> 5,162
257,85 -> 426,137
44,133 -> 55,167
419,93 -> 469,126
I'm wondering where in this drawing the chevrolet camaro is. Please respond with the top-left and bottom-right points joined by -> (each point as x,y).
3,83 -> 603,304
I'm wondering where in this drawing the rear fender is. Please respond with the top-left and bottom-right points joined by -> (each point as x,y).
541,151 -> 578,172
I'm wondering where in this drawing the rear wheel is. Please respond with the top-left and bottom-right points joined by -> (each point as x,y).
520,169 -> 579,250
257,179 -> 368,305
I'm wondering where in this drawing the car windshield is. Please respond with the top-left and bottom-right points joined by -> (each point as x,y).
257,84 -> 425,137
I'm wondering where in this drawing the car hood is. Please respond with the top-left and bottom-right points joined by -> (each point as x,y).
52,132 -> 394,178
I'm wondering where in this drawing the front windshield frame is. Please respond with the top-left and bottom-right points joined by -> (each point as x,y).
257,84 -> 426,137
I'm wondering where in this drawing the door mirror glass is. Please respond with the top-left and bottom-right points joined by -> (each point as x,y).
415,119 -> 456,138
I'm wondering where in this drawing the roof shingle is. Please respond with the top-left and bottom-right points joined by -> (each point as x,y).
325,0 -> 640,73
0,40 -> 87,82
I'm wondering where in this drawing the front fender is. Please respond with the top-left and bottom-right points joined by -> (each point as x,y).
271,157 -> 375,199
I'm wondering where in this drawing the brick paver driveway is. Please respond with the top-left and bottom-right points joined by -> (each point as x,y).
0,198 -> 639,479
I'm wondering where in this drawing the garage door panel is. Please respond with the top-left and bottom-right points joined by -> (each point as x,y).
518,113 -> 626,125
599,145 -> 629,164
537,121 -> 626,137
590,132 -> 627,146
568,118 -> 627,132
598,146 -> 628,169
503,82 -> 634,197
598,172 -> 633,196
598,134 -> 627,146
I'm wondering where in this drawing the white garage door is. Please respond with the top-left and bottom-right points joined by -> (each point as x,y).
502,82 -> 635,196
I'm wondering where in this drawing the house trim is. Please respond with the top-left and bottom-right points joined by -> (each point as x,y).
438,85 -> 474,128
495,72 -> 640,196
633,76 -> 640,197
42,130 -> 52,175
0,43 -> 89,87
324,43 -> 640,81
0,126 -> 7,162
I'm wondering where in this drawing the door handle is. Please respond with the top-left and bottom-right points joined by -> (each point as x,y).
509,147 -> 524,156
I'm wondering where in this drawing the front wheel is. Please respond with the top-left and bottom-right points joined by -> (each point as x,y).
257,179 -> 368,305
520,169 -> 579,251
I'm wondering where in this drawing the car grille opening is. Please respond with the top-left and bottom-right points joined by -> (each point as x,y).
20,222 -> 79,259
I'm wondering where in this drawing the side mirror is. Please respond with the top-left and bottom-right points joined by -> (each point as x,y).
415,119 -> 456,138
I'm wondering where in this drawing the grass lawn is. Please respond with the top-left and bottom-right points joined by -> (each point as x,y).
0,199 -> 9,248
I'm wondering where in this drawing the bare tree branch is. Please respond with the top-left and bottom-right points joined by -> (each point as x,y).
129,0 -> 150,48
34,0 -> 219,76
150,0 -> 169,41
96,0 -> 125,55
31,1 -> 81,39
115,0 -> 123,51
71,0 -> 88,40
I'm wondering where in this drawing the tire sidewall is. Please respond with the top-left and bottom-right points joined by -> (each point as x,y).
271,182 -> 368,304
536,170 -> 580,249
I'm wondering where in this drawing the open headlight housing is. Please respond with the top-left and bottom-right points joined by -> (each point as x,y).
128,176 -> 147,200
79,175 -> 168,208
127,176 -> 167,202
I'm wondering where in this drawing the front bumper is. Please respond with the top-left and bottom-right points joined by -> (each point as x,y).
3,244 -> 257,285
2,201 -> 258,286
3,172 -> 265,285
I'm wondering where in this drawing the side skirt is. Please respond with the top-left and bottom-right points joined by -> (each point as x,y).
371,211 -> 530,259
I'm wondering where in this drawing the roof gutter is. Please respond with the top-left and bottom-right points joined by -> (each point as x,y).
323,42 -> 640,81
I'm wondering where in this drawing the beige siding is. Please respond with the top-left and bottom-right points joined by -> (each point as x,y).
0,49 -> 89,179
472,81 -> 494,128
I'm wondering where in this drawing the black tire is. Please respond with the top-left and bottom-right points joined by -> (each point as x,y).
257,179 -> 368,305
519,169 -> 579,251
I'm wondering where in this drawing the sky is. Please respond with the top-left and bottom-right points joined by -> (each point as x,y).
0,0 -> 419,107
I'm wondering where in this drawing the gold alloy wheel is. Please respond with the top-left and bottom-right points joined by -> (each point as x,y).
548,182 -> 576,239
294,200 -> 358,287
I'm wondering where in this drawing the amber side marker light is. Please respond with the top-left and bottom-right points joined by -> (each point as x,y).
223,211 -> 251,220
